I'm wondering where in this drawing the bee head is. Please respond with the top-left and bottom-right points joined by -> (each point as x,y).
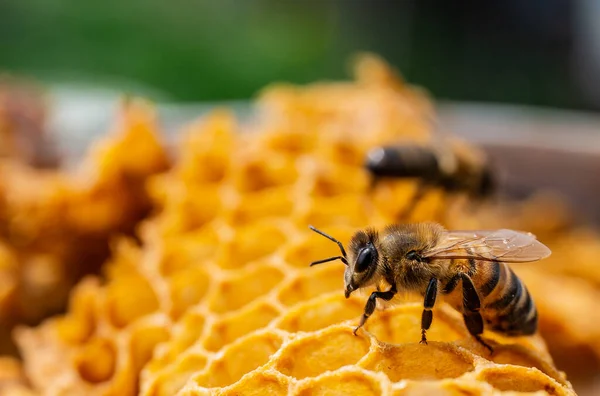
308,225 -> 380,298
344,228 -> 381,298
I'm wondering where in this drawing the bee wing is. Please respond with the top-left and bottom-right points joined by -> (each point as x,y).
422,229 -> 551,263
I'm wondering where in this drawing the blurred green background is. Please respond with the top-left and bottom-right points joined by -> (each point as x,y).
1,0 -> 599,110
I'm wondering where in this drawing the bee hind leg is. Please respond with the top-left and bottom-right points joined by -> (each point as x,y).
398,181 -> 429,222
461,273 -> 494,354
354,286 -> 397,335
473,334 -> 494,354
464,312 -> 494,354
420,278 -> 438,345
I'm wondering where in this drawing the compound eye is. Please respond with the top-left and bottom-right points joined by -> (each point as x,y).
406,250 -> 420,261
355,246 -> 376,273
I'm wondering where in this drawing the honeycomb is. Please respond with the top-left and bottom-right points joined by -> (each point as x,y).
4,55 -> 592,395
0,98 -> 169,354
0,356 -> 35,396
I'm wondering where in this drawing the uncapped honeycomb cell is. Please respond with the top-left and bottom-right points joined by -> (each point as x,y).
277,265 -> 345,307
363,303 -> 468,345
293,368 -> 390,396
317,134 -> 373,168
184,370 -> 291,396
293,194 -> 371,228
391,380 -> 495,396
361,343 -> 475,382
231,151 -> 299,192
156,226 -> 220,276
227,186 -> 294,225
208,262 -> 285,313
303,161 -> 370,198
54,277 -> 99,345
257,125 -> 316,154
203,300 -> 282,352
175,111 -> 236,185
157,184 -> 222,234
168,267 -> 210,319
129,322 -> 171,373
193,330 -> 285,389
75,337 -> 117,383
85,99 -> 169,178
105,268 -> 159,329
482,340 -> 566,383
373,182 -> 448,224
143,352 -> 209,396
215,222 -> 288,268
273,326 -> 371,380
275,293 -> 364,333
477,366 -> 568,395
147,311 -> 205,371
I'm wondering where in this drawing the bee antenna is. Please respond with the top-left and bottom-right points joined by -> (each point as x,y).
309,225 -> 348,261
310,256 -> 348,267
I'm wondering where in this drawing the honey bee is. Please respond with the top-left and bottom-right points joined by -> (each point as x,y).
309,222 -> 551,353
365,136 -> 495,220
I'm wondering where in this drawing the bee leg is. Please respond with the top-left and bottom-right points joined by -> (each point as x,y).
439,191 -> 467,225
420,278 -> 438,345
461,273 -> 494,354
368,175 -> 381,191
398,181 -> 429,222
464,194 -> 486,217
354,286 -> 397,335
435,190 -> 449,224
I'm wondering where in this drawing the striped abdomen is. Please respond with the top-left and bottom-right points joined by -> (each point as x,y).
474,261 -> 537,336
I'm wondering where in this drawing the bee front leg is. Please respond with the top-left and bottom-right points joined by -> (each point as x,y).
420,278 -> 438,345
354,285 -> 397,335
461,273 -> 494,354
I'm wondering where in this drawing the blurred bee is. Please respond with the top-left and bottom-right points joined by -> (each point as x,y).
365,136 -> 495,220
309,222 -> 551,353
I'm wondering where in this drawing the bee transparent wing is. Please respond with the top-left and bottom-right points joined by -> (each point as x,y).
422,229 -> 551,263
